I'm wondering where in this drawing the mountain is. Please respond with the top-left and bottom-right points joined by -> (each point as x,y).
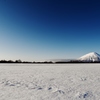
78,52 -> 100,62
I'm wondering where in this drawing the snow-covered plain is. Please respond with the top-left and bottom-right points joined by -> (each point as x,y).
0,64 -> 100,100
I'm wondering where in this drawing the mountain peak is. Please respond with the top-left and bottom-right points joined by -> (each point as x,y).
78,52 -> 100,62
89,52 -> 98,55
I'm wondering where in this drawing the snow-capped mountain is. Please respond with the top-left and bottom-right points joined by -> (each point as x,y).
78,52 -> 100,62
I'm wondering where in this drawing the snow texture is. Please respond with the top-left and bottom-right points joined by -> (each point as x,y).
0,64 -> 100,100
78,52 -> 100,62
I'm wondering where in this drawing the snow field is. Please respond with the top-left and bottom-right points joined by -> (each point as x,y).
0,64 -> 100,100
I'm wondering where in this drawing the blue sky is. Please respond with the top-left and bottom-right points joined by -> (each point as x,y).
0,0 -> 100,61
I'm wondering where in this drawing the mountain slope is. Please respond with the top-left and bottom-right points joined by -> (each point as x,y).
78,52 -> 100,62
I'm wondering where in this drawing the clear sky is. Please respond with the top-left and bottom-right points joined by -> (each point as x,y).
0,0 -> 100,61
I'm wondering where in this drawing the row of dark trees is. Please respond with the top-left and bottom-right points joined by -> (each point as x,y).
55,60 -> 100,63
0,60 -> 53,63
0,59 -> 100,63
0,59 -> 26,63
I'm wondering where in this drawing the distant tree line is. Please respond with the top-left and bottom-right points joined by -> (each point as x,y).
0,60 -> 53,64
0,59 -> 100,63
55,60 -> 100,63
0,59 -> 32,63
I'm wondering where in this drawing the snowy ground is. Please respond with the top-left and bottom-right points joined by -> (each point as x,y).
0,64 -> 100,100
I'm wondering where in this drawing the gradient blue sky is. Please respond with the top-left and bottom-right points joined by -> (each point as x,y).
0,0 -> 100,61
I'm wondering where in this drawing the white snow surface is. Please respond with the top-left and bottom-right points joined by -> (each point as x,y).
0,64 -> 100,100
78,52 -> 100,62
